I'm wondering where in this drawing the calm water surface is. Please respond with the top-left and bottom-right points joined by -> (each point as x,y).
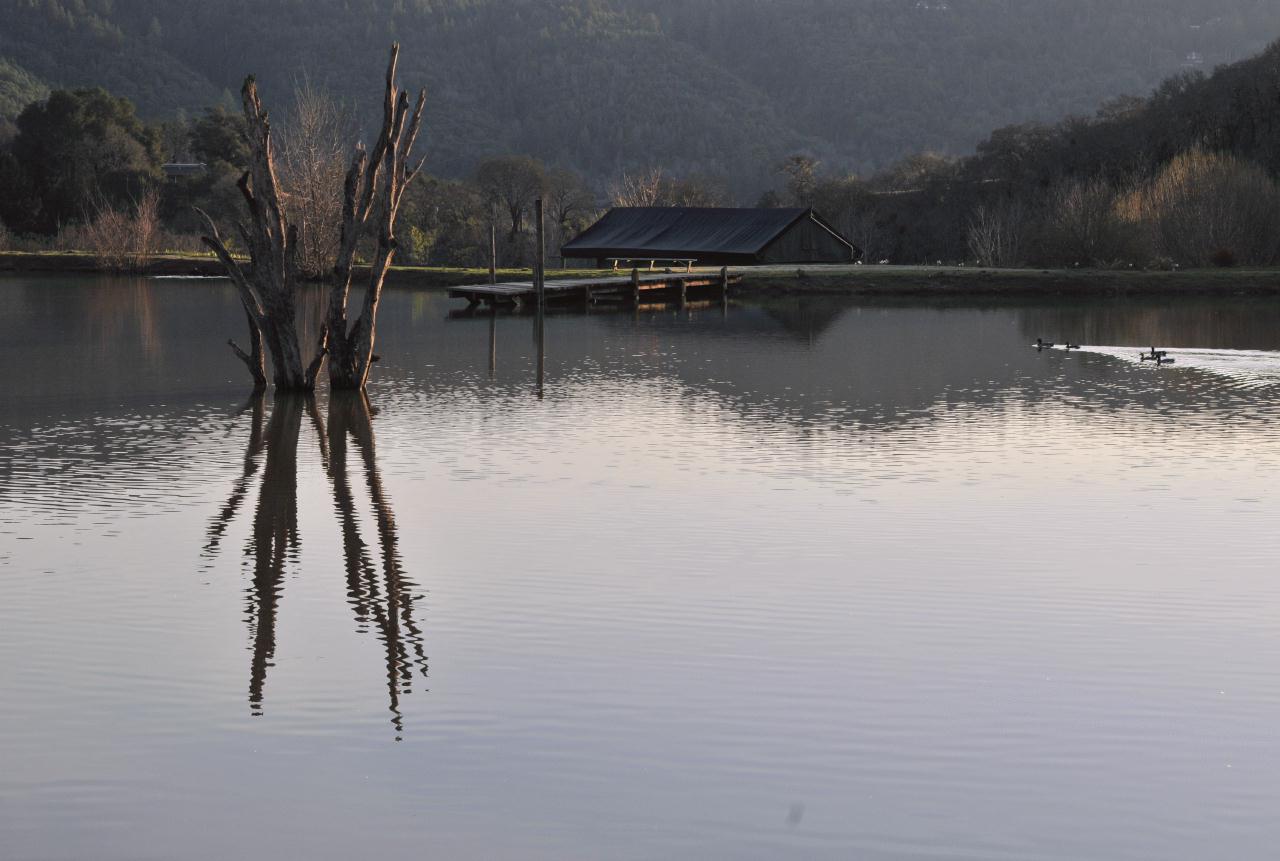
2,275 -> 1279,860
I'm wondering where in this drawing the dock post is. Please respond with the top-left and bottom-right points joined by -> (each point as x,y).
720,266 -> 730,314
679,280 -> 687,309
535,198 -> 546,312
631,267 -> 640,306
489,223 -> 497,285
535,198 -> 546,398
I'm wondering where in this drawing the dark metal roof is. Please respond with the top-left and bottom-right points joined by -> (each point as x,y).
561,207 -> 854,262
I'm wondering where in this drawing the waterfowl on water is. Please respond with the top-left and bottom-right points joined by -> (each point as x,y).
1064,342 -> 1081,350
1036,338 -> 1055,350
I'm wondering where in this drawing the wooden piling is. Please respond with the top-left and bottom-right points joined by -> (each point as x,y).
535,199 -> 546,311
535,198 -> 546,398
489,223 -> 497,285
631,267 -> 640,305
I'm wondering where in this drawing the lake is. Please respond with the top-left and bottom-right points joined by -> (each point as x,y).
2,275 -> 1279,860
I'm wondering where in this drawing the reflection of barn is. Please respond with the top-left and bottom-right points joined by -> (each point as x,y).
562,207 -> 859,268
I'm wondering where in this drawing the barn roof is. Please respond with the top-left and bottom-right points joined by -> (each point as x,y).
561,207 -> 855,263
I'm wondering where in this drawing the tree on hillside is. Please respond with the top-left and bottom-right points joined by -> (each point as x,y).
545,167 -> 597,254
475,155 -> 547,243
778,154 -> 819,206
200,45 -> 426,392
398,175 -> 489,266
546,168 -> 595,231
6,88 -> 161,234
157,105 -> 252,232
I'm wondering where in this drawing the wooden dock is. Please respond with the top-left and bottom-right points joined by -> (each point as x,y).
448,269 -> 740,308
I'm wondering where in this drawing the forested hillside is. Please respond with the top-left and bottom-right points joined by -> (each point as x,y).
2,0 -> 1280,185
0,59 -> 47,120
801,38 -> 1280,267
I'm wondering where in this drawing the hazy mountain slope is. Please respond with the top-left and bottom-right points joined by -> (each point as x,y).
641,0 -> 1280,169
3,0 -> 1280,185
0,58 -> 48,118
0,1 -> 220,116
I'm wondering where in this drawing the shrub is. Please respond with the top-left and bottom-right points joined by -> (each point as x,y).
1210,248 -> 1237,268
1125,149 -> 1280,267
1041,177 -> 1150,267
80,190 -> 162,272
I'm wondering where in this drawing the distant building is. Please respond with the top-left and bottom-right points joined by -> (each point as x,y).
162,162 -> 208,180
561,207 -> 859,268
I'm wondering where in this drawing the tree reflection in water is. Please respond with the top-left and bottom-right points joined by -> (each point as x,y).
205,392 -> 428,739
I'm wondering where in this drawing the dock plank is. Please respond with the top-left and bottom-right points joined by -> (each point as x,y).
447,271 -> 739,304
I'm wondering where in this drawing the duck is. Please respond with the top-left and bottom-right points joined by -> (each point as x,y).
1064,341 -> 1081,350
1036,338 -> 1055,350
1139,346 -> 1168,361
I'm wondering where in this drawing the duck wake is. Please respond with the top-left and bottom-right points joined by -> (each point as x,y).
1066,345 -> 1280,389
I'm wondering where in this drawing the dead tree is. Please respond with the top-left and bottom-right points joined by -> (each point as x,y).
326,46 -> 426,391
200,45 -> 425,392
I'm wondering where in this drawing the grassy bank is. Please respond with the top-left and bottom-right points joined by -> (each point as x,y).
733,264 -> 1280,296
4,252 -> 1280,297
0,252 -> 605,288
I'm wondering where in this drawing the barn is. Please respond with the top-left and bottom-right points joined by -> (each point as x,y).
561,207 -> 859,268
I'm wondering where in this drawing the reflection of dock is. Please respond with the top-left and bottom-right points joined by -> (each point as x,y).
448,268 -> 739,308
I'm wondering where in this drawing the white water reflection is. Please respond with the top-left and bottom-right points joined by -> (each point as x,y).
1065,344 -> 1280,389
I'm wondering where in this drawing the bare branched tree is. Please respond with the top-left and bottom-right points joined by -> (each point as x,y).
82,190 -> 162,272
609,168 -> 666,207
278,77 -> 350,279
1045,177 -> 1134,266
1124,149 -> 1280,266
545,167 -> 596,252
474,155 -> 547,242
966,199 -> 1026,267
199,45 -> 426,393
608,168 -> 729,210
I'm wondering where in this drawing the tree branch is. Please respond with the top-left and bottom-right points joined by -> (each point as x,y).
196,206 -> 266,327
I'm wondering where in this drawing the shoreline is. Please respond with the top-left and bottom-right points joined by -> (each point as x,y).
4,252 -> 1280,297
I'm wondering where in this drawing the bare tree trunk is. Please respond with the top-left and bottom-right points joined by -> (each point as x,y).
326,45 -> 426,391
198,80 -> 316,391
227,307 -> 268,392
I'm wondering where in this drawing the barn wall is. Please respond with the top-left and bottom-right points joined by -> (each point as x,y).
760,217 -> 854,264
